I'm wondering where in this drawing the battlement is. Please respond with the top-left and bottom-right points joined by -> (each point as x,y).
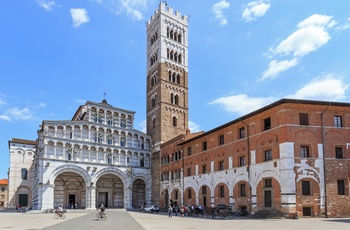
147,2 -> 188,26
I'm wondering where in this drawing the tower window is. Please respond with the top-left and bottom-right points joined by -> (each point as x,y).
302,181 -> 311,195
172,116 -> 177,126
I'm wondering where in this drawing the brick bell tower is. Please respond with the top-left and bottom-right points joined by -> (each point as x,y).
146,2 -> 189,150
146,2 -> 189,204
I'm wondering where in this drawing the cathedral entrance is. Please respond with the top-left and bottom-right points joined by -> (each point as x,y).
96,174 -> 124,208
54,172 -> 86,209
97,192 -> 108,207
132,179 -> 146,208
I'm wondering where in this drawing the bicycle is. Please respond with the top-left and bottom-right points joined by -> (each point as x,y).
54,211 -> 65,219
96,212 -> 107,221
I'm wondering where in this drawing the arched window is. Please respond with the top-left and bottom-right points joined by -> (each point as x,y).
170,51 -> 173,61
152,117 -> 156,128
172,72 -> 176,83
170,30 -> 173,39
178,33 -> 182,43
174,53 -> 178,62
175,95 -> 179,105
178,54 -> 182,64
173,116 -> 177,126
107,155 -> 112,165
171,93 -> 174,104
21,168 -> 27,180
140,158 -> 145,167
167,49 -> 170,59
177,74 -> 180,84
120,137 -> 126,147
151,96 -> 156,107
174,32 -> 177,42
167,28 -> 169,38
168,71 -> 172,81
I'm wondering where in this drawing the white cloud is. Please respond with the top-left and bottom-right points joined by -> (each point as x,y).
119,0 -> 153,21
36,0 -> 59,11
335,18 -> 350,30
212,0 -> 230,26
209,94 -> 276,116
189,121 -> 201,133
287,74 -> 349,101
242,0 -> 270,22
0,115 -> 11,121
261,58 -> 299,80
70,8 -> 90,28
4,107 -> 34,121
139,119 -> 147,133
263,14 -> 336,80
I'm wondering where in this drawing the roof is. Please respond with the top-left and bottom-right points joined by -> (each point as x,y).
9,138 -> 37,148
179,98 -> 350,145
0,179 -> 8,185
71,99 -> 136,121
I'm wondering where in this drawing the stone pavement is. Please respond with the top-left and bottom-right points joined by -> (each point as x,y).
0,209 -> 349,230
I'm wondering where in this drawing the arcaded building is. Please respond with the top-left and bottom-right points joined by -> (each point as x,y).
9,100 -> 152,210
160,99 -> 350,217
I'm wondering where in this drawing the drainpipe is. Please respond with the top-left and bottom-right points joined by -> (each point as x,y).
240,119 -> 251,212
321,103 -> 330,218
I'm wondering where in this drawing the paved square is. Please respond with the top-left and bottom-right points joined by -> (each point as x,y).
0,209 -> 349,230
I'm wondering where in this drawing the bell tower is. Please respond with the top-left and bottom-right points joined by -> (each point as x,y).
146,2 -> 189,151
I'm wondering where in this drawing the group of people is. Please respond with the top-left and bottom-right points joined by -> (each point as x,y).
168,204 -> 187,218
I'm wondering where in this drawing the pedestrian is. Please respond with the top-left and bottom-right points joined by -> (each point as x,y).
174,205 -> 179,216
168,206 -> 172,218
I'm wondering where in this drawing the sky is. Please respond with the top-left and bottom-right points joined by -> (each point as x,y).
1,0 -> 350,179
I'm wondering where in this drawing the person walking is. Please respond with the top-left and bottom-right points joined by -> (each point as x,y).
168,206 -> 172,218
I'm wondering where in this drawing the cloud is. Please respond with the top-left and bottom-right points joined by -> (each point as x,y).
36,0 -> 59,11
262,14 -> 336,80
189,121 -> 201,133
70,8 -> 90,28
287,74 -> 349,101
0,115 -> 11,121
118,0 -> 153,21
242,0 -> 270,22
4,107 -> 34,121
261,58 -> 299,80
212,0 -> 230,26
209,94 -> 276,116
139,119 -> 146,133
335,18 -> 350,30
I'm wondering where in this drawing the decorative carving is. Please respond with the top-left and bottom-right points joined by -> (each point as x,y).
126,166 -> 133,176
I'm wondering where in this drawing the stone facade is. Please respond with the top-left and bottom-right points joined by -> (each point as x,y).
159,99 -> 350,218
8,139 -> 36,209
9,100 -> 153,210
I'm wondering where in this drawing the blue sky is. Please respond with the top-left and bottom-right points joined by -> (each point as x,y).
1,0 -> 350,179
